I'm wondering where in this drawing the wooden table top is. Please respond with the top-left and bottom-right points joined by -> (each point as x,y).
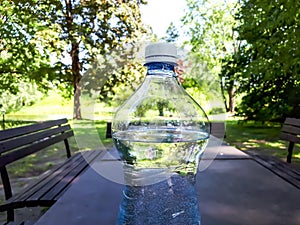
34,143 -> 300,225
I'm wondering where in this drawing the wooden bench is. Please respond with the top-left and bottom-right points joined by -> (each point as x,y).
247,152 -> 300,189
279,117 -> 300,163
0,118 -> 103,223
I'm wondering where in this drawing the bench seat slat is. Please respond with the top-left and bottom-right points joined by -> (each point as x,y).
55,150 -> 104,199
4,221 -> 35,225
26,151 -> 97,202
8,153 -> 82,202
6,152 -> 85,205
0,125 -> 72,154
0,150 -> 103,211
0,153 -> 83,211
280,117 -> 300,163
280,132 -> 300,144
0,131 -> 74,167
284,118 -> 300,126
41,150 -> 103,201
249,153 -> 300,189
0,118 -> 68,141
281,124 -> 300,136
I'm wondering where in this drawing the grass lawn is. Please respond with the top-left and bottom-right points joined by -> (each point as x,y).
225,120 -> 300,169
2,92 -> 300,179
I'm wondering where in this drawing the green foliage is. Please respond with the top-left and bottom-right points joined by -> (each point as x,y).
134,102 -> 152,117
235,0 -> 300,120
132,98 -> 175,118
220,44 -> 250,112
183,0 -> 239,74
0,1 -> 56,94
84,53 -> 146,104
209,107 -> 226,115
183,0 -> 300,120
1,0 -> 148,118
156,99 -> 174,117
0,120 -> 34,131
180,59 -> 224,114
185,86 -> 210,112
0,81 -> 44,113
163,22 -> 179,43
6,90 -> 73,121
182,0 -> 238,113
41,0 -> 147,93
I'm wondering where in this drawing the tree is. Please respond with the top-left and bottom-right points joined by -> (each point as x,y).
163,22 -> 179,43
0,1 -> 61,113
1,0 -> 148,118
182,0 -> 240,113
219,42 -> 250,113
235,0 -> 300,120
0,81 -> 44,112
0,1 -> 55,96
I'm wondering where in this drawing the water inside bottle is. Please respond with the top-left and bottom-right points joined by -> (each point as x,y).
113,129 -> 208,225
116,174 -> 201,225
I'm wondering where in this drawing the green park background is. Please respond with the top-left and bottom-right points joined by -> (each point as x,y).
1,0 -> 300,177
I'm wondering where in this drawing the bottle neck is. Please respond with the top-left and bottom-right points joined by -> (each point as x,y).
145,62 -> 177,77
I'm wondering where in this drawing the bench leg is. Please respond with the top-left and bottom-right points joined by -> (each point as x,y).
7,209 -> 14,222
0,167 -> 15,221
64,139 -> 71,158
106,122 -> 112,138
287,142 -> 294,163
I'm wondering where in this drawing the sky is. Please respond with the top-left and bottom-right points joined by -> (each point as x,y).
140,0 -> 187,40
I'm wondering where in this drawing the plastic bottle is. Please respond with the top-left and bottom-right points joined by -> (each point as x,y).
112,42 -> 210,225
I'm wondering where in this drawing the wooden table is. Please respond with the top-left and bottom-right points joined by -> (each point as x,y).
34,141 -> 300,225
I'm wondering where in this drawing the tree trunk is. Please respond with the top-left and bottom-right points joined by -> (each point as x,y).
72,42 -> 82,119
220,79 -> 229,112
65,0 -> 82,119
228,87 -> 236,113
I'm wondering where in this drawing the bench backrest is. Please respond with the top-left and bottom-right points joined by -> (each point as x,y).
0,118 -> 74,201
0,118 -> 74,167
280,117 -> 300,144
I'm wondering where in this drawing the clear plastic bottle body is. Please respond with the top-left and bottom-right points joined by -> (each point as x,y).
112,62 -> 210,225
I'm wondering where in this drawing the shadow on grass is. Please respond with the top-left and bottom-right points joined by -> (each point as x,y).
225,120 -> 300,168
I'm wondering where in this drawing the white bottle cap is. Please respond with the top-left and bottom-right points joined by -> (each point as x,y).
145,42 -> 178,64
